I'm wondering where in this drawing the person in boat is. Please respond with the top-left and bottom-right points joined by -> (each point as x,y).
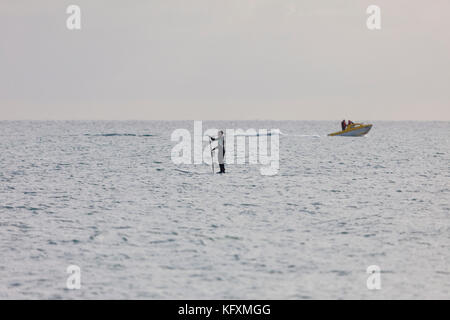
210,130 -> 225,174
341,120 -> 347,131
347,120 -> 354,126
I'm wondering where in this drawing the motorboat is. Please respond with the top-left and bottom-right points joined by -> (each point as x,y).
328,123 -> 372,137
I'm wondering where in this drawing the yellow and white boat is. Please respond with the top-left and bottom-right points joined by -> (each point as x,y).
328,123 -> 372,137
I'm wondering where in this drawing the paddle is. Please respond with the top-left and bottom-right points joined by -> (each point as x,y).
208,136 -> 215,174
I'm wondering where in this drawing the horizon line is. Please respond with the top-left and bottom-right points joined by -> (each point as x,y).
0,119 -> 449,122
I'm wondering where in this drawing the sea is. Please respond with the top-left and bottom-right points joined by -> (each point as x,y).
0,121 -> 449,299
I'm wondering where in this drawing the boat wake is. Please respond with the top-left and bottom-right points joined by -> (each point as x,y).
233,130 -> 320,138
282,134 -> 321,138
234,129 -> 284,137
84,133 -> 154,137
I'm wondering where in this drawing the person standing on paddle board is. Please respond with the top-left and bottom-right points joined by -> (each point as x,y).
210,130 -> 225,174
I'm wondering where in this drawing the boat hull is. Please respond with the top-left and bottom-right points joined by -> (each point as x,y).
328,124 -> 372,137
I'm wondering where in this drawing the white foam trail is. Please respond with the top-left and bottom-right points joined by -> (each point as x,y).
234,129 -> 283,137
284,134 -> 321,138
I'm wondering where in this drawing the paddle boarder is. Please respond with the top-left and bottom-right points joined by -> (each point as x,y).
210,130 -> 225,174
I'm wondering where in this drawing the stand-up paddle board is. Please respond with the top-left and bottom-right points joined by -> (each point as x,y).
209,137 -> 215,174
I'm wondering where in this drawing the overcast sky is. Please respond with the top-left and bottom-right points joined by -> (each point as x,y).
1,0 -> 449,120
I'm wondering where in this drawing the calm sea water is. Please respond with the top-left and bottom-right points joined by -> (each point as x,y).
0,121 -> 449,299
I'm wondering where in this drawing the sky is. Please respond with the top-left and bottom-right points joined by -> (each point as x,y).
1,0 -> 449,120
